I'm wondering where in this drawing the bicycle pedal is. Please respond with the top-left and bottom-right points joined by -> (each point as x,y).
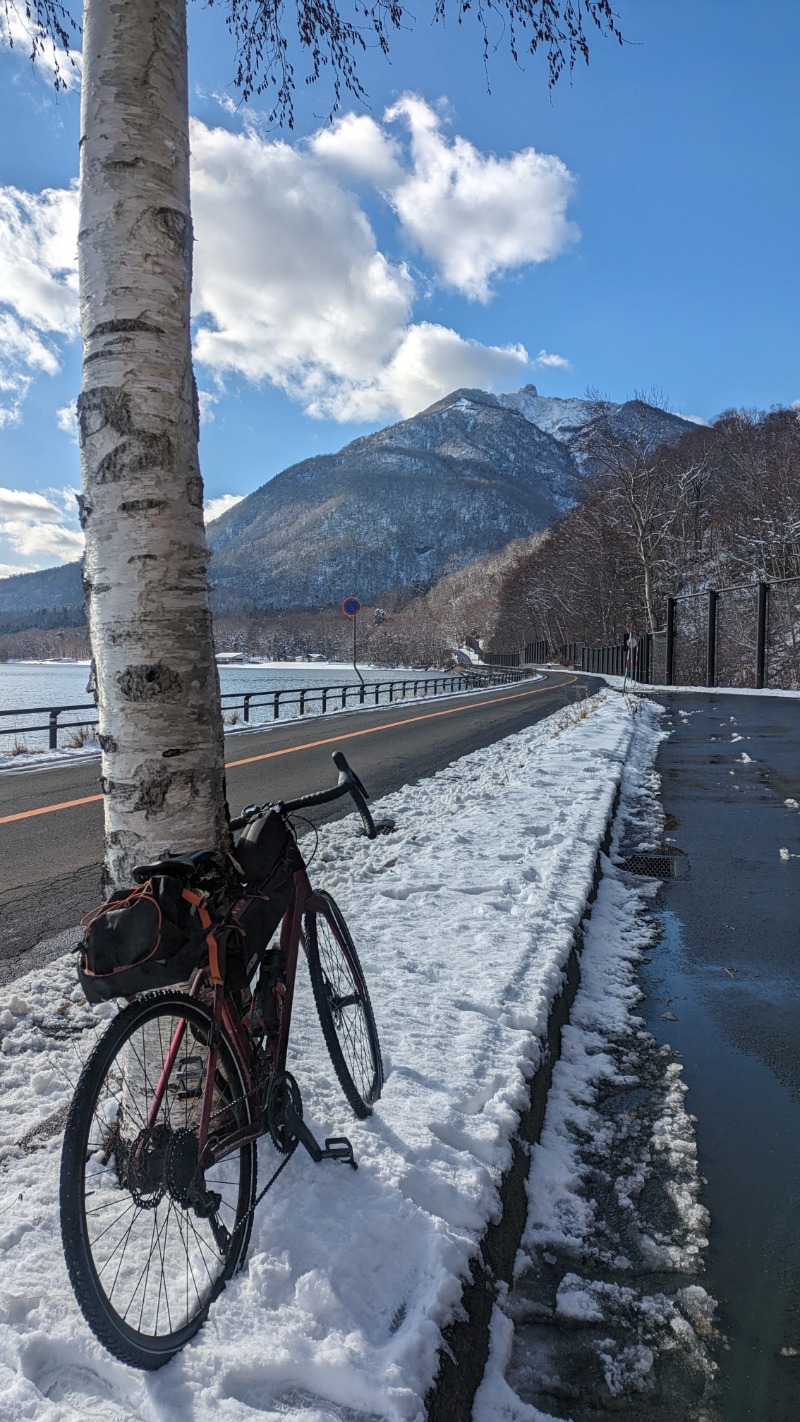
322,1136 -> 358,1169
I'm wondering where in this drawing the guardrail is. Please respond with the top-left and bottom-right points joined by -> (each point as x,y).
0,668 -> 527,753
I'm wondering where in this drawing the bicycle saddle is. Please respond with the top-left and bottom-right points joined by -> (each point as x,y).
131,850 -> 215,884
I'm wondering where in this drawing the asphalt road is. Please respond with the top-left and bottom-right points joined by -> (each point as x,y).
0,670 -> 587,985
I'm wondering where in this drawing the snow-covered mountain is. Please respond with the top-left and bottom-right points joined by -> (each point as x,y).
207,385 -> 692,610
0,386 -> 694,623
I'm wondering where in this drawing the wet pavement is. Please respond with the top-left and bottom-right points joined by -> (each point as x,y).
648,691 -> 800,1421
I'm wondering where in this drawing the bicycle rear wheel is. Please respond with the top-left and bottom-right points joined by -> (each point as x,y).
305,892 -> 383,1119
60,991 -> 257,1370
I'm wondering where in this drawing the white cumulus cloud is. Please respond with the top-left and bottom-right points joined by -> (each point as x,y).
312,97 -> 578,303
189,109 -> 579,420
204,493 -> 245,523
0,185 -> 79,426
0,485 -> 83,568
191,121 -> 415,400
0,102 -> 577,438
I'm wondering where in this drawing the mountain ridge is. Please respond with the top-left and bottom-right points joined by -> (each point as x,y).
0,386 -> 694,626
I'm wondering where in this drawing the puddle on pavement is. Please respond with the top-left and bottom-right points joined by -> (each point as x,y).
644,909 -> 800,1422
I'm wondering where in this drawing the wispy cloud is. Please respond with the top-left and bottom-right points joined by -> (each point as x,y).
0,3 -> 81,91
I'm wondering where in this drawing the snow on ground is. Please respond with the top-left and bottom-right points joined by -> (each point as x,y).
1,691 -> 638,1422
578,671 -> 800,700
474,701 -> 718,1422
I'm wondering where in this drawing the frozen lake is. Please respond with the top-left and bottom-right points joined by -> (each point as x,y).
0,659 -> 421,754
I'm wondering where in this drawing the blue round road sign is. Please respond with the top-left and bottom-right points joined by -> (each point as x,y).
343,597 -> 361,617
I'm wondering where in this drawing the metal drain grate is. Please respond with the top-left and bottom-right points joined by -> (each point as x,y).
618,853 -> 677,878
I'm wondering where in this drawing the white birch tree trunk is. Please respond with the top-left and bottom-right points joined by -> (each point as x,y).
78,0 -> 228,889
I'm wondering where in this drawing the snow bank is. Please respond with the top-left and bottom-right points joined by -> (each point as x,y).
0,691 -> 638,1421
474,698 -> 717,1420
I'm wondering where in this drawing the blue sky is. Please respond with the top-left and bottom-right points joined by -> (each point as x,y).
0,0 -> 798,576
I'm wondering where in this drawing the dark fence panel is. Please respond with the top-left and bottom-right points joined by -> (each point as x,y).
715,584 -> 760,688
767,577 -> 800,690
580,636 -> 651,682
672,594 -> 708,687
523,640 -> 548,664
665,576 -> 799,690
482,650 -> 521,667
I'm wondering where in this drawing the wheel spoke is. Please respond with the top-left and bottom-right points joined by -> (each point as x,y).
60,993 -> 257,1366
307,896 -> 382,1118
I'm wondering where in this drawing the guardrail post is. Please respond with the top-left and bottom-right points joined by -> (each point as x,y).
342,685 -> 347,708
243,694 -> 251,723
299,689 -> 306,716
706,589 -> 718,687
321,687 -> 328,714
49,709 -> 60,750
665,597 -> 675,685
756,582 -> 769,688
374,682 -> 380,706
359,683 -> 365,705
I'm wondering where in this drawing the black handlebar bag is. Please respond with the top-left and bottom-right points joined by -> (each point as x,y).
77,876 -> 211,1003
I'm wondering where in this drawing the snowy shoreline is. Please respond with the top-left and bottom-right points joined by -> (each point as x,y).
0,690 -> 653,1421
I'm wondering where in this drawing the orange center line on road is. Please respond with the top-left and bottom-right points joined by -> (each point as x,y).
0,675 -> 576,826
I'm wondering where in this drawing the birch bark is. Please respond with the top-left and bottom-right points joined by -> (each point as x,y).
78,0 -> 228,888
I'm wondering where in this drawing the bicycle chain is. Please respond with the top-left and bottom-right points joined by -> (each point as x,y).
200,1043 -> 299,1226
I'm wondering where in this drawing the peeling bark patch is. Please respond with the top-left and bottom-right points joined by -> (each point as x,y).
98,734 -> 118,753
116,662 -> 183,702
77,387 -> 133,443
186,471 -> 204,509
76,494 -> 92,530
131,772 -> 173,817
154,206 -> 190,254
162,748 -> 184,759
97,432 -> 173,484
119,498 -> 169,514
130,768 -> 199,819
89,318 -> 164,337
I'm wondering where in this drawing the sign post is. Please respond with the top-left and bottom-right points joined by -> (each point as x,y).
342,597 -> 363,685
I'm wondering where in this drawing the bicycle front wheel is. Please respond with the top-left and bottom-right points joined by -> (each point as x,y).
305,892 -> 383,1119
60,991 -> 257,1370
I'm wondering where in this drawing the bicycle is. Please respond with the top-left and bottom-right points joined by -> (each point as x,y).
59,750 -> 386,1370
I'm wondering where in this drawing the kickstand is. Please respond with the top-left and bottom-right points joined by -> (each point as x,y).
282,1098 -> 358,1170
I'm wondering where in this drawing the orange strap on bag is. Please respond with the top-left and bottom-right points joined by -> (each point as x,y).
182,889 -> 223,986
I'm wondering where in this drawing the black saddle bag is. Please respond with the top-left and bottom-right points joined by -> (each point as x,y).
77,875 -> 213,1003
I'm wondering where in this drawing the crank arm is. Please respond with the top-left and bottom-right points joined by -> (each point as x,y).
282,1100 -> 357,1169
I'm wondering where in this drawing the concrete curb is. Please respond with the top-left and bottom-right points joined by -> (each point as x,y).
424,780 -> 622,1420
